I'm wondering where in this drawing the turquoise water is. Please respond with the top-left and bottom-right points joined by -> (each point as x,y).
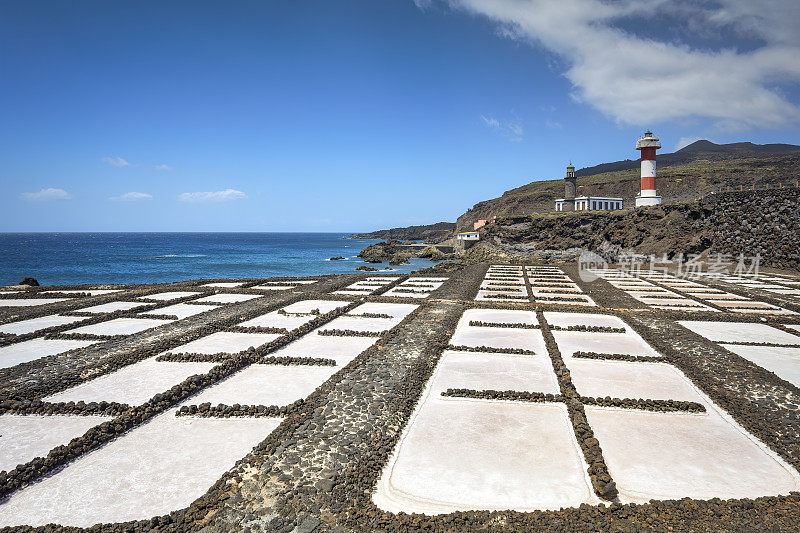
0,233 -> 435,286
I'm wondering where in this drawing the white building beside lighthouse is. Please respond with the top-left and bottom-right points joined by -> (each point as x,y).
635,131 -> 662,207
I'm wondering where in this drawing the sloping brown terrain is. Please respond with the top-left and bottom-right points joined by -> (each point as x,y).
456,140 -> 800,231
472,188 -> 800,271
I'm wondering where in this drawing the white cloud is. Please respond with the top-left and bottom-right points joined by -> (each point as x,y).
102,156 -> 131,167
481,114 -> 523,141
413,0 -> 434,10
439,0 -> 800,130
481,115 -> 500,128
21,188 -> 73,201
177,189 -> 247,203
109,191 -> 153,201
546,120 -> 563,129
155,164 -> 173,171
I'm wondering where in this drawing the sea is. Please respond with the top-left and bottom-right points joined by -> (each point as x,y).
0,233 -> 436,286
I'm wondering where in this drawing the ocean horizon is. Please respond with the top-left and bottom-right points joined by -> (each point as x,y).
0,232 -> 434,286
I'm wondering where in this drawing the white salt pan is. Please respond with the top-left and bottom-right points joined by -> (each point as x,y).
720,345 -> 800,387
0,339 -> 97,370
193,293 -> 262,304
0,299 -> 67,307
45,356 -> 216,406
140,291 -> 201,301
169,331 -> 281,355
0,414 -> 112,473
75,301 -> 144,314
544,312 -> 627,330
0,410 -> 281,527
185,364 -> 338,407
552,331 -> 661,359
429,351 -> 559,395
678,321 -> 800,344
566,359 -> 704,402
0,314 -> 85,335
374,400 -> 596,514
585,407 -> 800,503
270,329 -> 377,366
65,317 -> 174,336
140,302 -> 218,319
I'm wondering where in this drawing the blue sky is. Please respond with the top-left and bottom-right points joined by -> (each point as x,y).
2,0 -> 799,232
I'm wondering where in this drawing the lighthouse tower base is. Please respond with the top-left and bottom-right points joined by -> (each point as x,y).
635,194 -> 662,207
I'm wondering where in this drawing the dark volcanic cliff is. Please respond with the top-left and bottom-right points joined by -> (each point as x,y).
350,221 -> 455,242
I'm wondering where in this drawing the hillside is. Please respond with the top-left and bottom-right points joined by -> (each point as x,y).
349,221 -> 455,241
467,188 -> 800,271
456,140 -> 800,231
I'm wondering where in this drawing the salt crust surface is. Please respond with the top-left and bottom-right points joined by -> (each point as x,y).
75,301 -> 144,314
193,293 -> 262,304
0,414 -> 113,472
139,303 -> 218,319
201,282 -> 245,288
270,328 -> 377,366
566,359 -> 705,402
184,364 -> 338,407
552,331 -> 662,359
0,409 -> 281,527
719,345 -> 800,388
0,299 -> 67,307
451,310 -> 545,353
0,339 -> 98,370
429,350 -> 559,395
169,331 -> 281,355
0,314 -> 84,335
543,312 -> 627,330
586,406 -> 800,503
139,291 -> 201,301
374,399 -> 597,514
45,356 -> 216,405
678,321 -> 800,344
65,317 -> 174,336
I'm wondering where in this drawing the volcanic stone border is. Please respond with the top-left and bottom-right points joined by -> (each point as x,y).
317,329 -> 384,338
225,325 -> 290,335
446,344 -> 537,355
0,399 -> 131,417
256,356 -> 337,366
579,396 -> 706,413
536,309 -> 618,501
550,325 -> 626,333
441,388 -> 562,403
572,351 -> 663,363
175,402 -> 295,419
154,352 -> 233,363
468,320 -> 540,329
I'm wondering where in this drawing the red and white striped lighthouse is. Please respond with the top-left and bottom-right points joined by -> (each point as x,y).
635,131 -> 662,207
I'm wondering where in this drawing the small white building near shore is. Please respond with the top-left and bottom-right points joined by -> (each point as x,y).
456,232 -> 480,241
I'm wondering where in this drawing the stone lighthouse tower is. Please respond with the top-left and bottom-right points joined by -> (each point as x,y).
635,131 -> 662,207
563,162 -> 577,210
